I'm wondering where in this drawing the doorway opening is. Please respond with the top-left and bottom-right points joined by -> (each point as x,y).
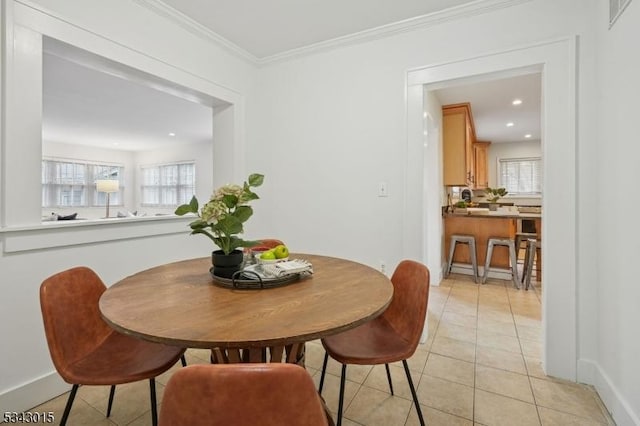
404,38 -> 577,381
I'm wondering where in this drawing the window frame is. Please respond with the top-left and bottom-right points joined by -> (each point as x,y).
497,156 -> 543,198
140,161 -> 196,208
42,157 -> 125,208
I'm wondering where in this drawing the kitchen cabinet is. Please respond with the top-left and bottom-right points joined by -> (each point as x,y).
473,141 -> 491,190
443,103 -> 476,186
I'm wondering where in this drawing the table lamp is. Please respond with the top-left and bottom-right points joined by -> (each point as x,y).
96,179 -> 119,218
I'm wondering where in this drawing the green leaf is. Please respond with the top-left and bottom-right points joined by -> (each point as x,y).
248,173 -> 264,187
189,195 -> 198,211
175,195 -> 199,215
222,194 -> 238,208
233,205 -> 253,223
175,204 -> 193,215
215,215 -> 243,236
243,190 -> 259,201
189,219 -> 208,230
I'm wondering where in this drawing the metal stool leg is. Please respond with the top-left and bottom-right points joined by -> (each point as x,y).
524,239 -> 537,290
445,240 -> 457,278
522,241 -> 530,284
482,241 -> 494,284
469,238 -> 479,283
509,241 -> 520,289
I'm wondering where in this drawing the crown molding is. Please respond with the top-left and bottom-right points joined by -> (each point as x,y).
259,0 -> 533,65
131,0 -> 531,66
132,0 -> 258,64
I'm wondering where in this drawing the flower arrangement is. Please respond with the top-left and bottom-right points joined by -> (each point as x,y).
175,173 -> 264,255
484,187 -> 508,203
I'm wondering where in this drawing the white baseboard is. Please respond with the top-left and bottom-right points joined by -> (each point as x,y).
0,371 -> 69,414
578,358 -> 640,426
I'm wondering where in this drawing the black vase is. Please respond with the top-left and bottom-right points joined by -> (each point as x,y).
211,249 -> 244,278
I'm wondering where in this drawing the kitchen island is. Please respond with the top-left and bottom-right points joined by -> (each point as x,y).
444,211 -> 542,273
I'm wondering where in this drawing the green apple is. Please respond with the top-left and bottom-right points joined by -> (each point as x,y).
273,245 -> 289,259
260,251 -> 276,260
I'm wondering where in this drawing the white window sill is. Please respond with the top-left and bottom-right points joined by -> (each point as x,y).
0,215 -> 192,253
504,195 -> 542,199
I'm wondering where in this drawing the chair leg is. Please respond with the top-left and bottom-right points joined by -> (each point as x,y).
60,384 -> 78,426
384,363 -> 394,395
180,354 -> 187,367
336,364 -> 347,426
106,385 -> 116,417
149,379 -> 158,426
318,351 -> 329,394
402,360 -> 425,426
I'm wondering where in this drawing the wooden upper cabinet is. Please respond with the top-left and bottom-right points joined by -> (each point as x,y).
473,141 -> 491,190
443,103 -> 476,186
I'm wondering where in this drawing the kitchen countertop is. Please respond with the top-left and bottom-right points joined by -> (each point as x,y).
444,211 -> 542,219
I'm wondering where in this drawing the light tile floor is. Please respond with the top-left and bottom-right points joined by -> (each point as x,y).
31,274 -> 615,426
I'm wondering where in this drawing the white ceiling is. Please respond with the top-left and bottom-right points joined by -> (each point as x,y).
42,1 -> 540,151
158,0 -> 477,59
43,51 -> 214,152
433,73 -> 542,143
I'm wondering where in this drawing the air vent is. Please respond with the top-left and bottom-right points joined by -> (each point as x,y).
610,0 -> 633,28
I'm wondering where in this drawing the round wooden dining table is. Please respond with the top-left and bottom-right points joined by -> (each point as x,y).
99,254 -> 393,364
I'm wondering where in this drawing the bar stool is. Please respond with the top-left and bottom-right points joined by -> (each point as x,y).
445,234 -> 479,283
482,237 -> 520,289
521,238 -> 539,290
515,232 -> 537,259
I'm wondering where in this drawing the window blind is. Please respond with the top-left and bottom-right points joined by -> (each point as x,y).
42,159 -> 124,208
141,162 -> 195,207
498,157 -> 542,196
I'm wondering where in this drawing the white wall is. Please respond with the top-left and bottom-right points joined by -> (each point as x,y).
248,0 -> 599,380
487,140 -> 543,206
245,0 -> 637,421
0,0 -> 256,413
594,1 -> 640,424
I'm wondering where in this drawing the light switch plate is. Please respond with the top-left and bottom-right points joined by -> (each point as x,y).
378,182 -> 388,197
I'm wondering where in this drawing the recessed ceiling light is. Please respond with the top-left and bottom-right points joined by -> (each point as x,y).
506,122 -> 515,127
168,132 -> 176,137
512,99 -> 523,105
524,134 -> 532,138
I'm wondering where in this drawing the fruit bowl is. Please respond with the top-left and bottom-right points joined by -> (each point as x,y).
257,257 -> 289,265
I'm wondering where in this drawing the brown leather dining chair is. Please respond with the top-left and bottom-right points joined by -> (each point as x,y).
159,363 -> 332,426
318,260 -> 430,426
257,238 -> 285,248
39,266 -> 186,426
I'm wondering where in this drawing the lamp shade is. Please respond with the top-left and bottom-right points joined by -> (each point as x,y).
96,179 -> 119,193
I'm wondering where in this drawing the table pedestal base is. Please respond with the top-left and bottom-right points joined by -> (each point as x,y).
210,343 -> 305,366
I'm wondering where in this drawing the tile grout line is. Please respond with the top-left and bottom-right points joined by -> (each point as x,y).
471,276 -> 481,424
507,278 -> 544,426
